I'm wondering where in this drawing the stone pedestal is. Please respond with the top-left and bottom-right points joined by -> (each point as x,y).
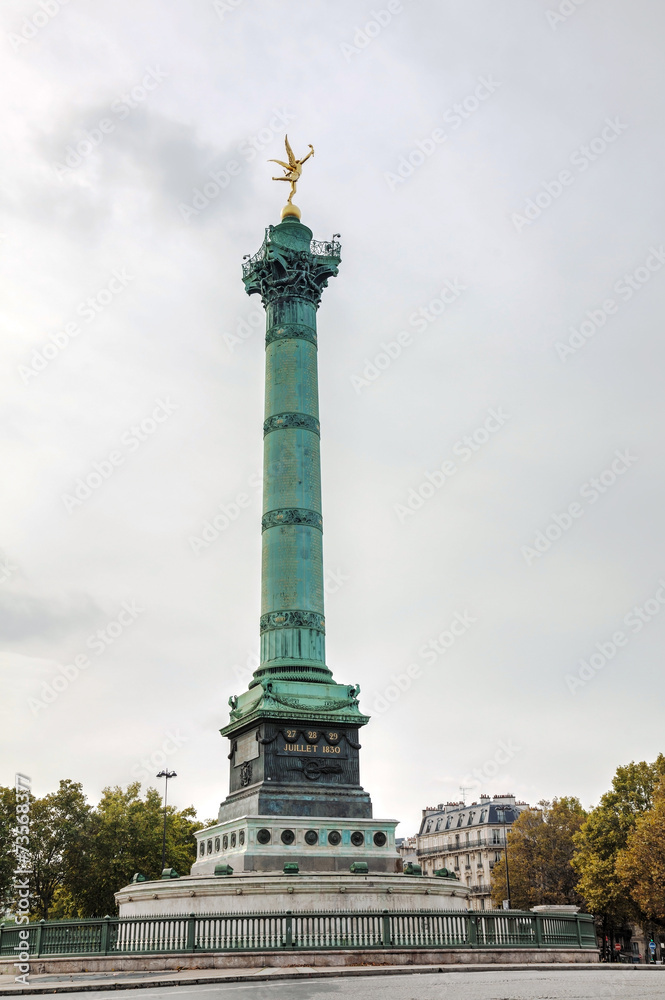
116,872 -> 469,917
191,815 -> 399,875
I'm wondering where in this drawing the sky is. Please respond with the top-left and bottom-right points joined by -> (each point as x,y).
1,0 -> 664,838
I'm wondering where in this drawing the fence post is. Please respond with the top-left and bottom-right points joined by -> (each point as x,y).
381,911 -> 391,948
34,920 -> 45,958
534,913 -> 543,947
467,912 -> 477,947
285,912 -> 293,949
99,916 -> 110,956
186,914 -> 196,953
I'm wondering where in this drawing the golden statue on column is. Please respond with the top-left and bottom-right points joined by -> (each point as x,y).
269,135 -> 314,219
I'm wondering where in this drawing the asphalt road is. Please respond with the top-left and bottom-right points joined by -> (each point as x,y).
32,969 -> 664,1000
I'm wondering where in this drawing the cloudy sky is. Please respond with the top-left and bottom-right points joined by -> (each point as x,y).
2,0 -> 664,837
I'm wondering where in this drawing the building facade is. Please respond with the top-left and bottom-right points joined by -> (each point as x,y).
396,836 -> 418,867
416,794 -> 532,910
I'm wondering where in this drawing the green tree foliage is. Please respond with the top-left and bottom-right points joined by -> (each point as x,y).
0,785 -> 18,913
27,780 -> 91,920
571,755 -> 665,926
615,777 -> 665,923
490,798 -> 587,910
65,782 -> 203,917
0,780 -> 202,920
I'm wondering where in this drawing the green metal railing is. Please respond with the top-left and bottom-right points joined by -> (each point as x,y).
0,910 -> 597,957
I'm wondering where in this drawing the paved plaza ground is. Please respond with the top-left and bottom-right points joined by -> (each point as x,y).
2,967 -> 664,999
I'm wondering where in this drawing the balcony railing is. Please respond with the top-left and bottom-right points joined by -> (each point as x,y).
310,238 -> 342,258
241,230 -> 341,279
418,837 -> 505,853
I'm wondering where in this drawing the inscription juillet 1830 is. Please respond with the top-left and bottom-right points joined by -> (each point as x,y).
277,729 -> 346,757
263,727 -> 362,758
280,729 -> 344,756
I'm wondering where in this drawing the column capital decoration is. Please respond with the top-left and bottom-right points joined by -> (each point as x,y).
243,226 -> 341,307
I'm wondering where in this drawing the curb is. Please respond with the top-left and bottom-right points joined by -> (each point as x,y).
1,963 -> 662,995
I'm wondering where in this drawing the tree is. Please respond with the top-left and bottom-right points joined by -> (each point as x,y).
0,786 -> 18,914
64,782 -> 203,916
490,798 -> 587,910
572,755 -> 665,927
615,778 -> 665,923
27,780 -> 91,919
0,779 -> 203,920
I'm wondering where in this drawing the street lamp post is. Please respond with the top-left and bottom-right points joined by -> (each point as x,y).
156,769 -> 177,873
496,807 -> 511,909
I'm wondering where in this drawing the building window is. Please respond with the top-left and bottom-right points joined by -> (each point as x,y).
494,851 -> 502,862
455,834 -> 460,847
480,809 -> 487,823
465,833 -> 470,845
492,829 -> 501,844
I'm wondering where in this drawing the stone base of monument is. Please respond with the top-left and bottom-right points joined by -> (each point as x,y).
190,815 -> 400,875
116,871 -> 468,918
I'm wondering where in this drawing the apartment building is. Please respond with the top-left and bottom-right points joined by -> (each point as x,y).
416,794 -> 532,910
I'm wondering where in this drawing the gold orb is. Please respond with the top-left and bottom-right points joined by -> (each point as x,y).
281,202 -> 301,220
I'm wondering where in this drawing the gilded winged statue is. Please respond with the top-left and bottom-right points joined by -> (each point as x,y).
269,135 -> 315,204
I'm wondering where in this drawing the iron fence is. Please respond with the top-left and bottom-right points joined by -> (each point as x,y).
0,910 -> 597,957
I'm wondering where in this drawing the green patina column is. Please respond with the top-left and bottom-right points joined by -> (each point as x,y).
216,203 -> 373,828
243,214 -> 340,687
